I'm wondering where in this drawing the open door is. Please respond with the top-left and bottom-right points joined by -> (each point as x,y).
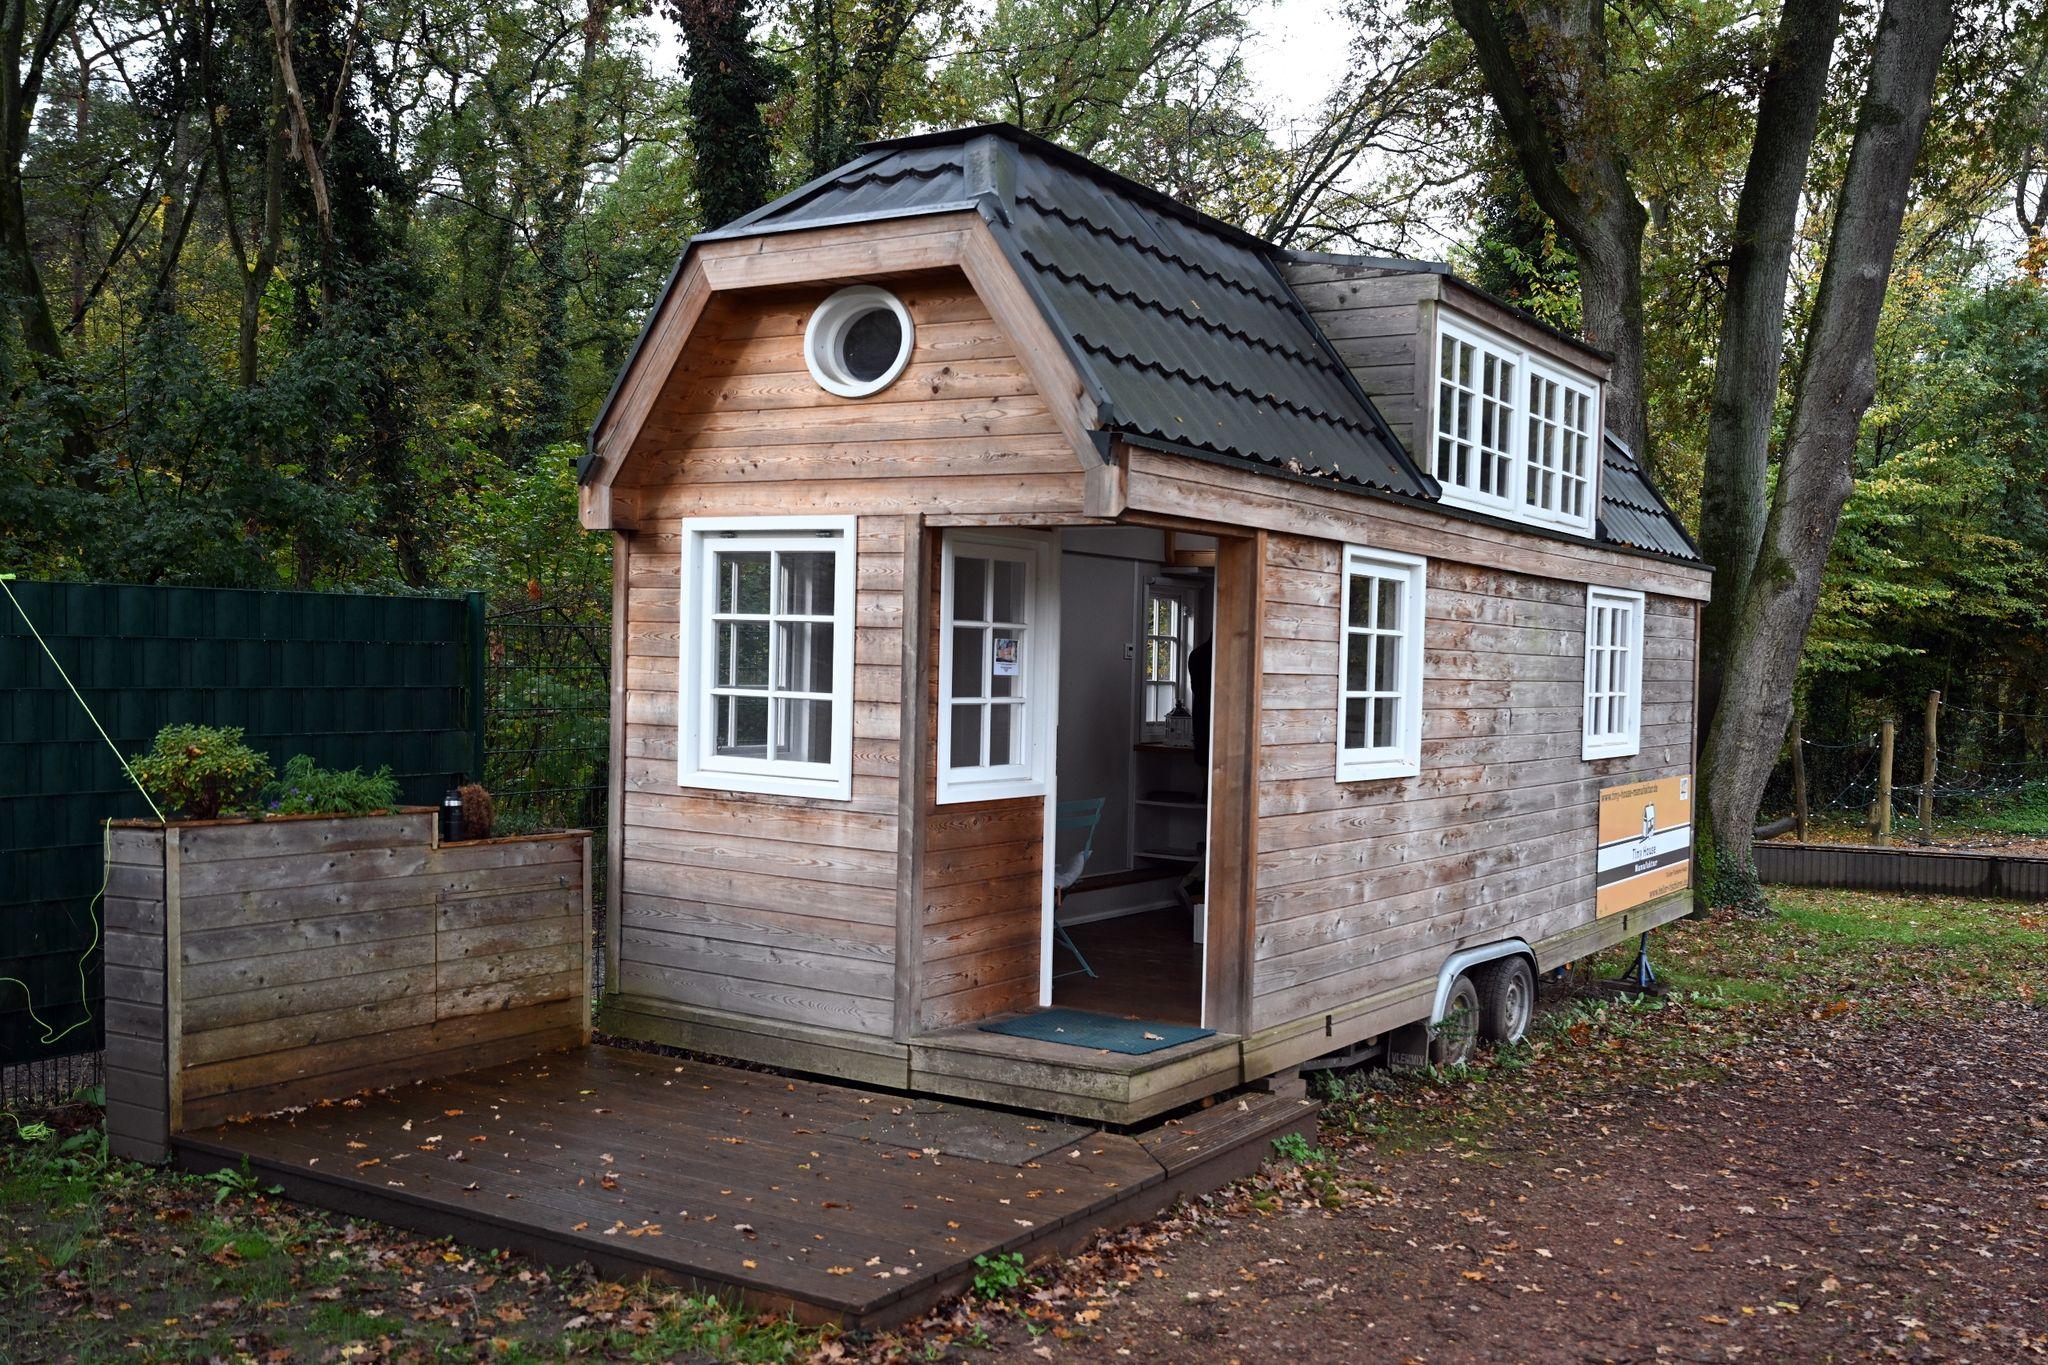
1043,526 -> 1254,1031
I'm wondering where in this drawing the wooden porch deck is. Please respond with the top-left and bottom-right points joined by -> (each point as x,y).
172,1044 -> 1315,1329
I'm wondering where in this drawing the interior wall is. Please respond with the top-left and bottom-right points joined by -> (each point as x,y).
1053,526 -> 1201,925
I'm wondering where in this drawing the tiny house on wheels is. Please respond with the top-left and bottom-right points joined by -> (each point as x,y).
580,124 -> 1708,1124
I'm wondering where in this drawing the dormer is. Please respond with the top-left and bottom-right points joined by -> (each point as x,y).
1281,254 -> 1611,539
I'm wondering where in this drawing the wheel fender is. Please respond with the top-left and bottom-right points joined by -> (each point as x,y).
1430,939 -> 1536,1025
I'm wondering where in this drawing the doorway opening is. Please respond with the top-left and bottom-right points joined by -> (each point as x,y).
1046,526 -> 1217,1028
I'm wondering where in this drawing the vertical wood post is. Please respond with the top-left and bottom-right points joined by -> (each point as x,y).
893,516 -> 929,1042
1874,719 -> 1895,846
1919,690 -> 1940,838
1790,713 -> 1809,843
1203,530 -> 1263,1040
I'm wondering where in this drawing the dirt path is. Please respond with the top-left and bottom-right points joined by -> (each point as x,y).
951,1003 -> 2047,1363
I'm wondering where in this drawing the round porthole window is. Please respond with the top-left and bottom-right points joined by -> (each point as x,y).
804,285 -> 914,398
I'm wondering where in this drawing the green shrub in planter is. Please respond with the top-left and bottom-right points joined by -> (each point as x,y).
265,754 -> 403,817
129,725 -> 274,821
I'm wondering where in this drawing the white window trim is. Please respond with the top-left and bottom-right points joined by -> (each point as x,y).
936,531 -> 1058,804
1336,546 -> 1427,783
1582,586 -> 1645,761
677,514 -> 857,801
1428,310 -> 1602,538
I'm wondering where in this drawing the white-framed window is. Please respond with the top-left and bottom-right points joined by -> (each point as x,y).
1525,359 -> 1597,527
1141,579 -> 1197,727
1582,587 -> 1645,760
804,285 -> 914,398
677,515 -> 857,800
1434,319 -> 1517,509
938,532 -> 1056,803
1430,311 -> 1601,536
1336,546 -> 1427,783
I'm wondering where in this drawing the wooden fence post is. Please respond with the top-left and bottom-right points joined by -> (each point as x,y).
1874,719 -> 1895,846
1919,690 -> 1940,839
1791,713 -> 1810,842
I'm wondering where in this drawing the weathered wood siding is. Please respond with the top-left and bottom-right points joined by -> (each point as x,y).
1251,533 -> 1697,1032
1280,267 -> 1435,450
99,812 -> 591,1142
608,273 -> 1081,1040
104,825 -> 171,1162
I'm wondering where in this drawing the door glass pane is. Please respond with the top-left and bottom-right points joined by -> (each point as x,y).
717,552 -> 770,614
714,694 -> 768,756
1345,633 -> 1371,692
779,551 -> 834,616
951,627 -> 984,700
776,621 -> 833,693
1376,577 -> 1401,632
990,630 -> 1022,698
772,698 -> 832,763
989,702 -> 1018,766
1343,697 -> 1369,750
991,559 -> 1026,623
949,703 -> 982,768
954,556 -> 988,622
1347,572 -> 1374,629
718,621 -> 769,688
1373,633 -> 1400,691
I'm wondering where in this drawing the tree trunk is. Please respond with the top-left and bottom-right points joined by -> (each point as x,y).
1697,0 -> 1955,910
524,0 -> 611,464
1446,0 -> 1652,458
675,0 -> 775,230
1695,0 -> 1844,741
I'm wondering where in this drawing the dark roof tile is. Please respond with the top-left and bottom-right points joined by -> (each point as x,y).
655,123 -> 1698,562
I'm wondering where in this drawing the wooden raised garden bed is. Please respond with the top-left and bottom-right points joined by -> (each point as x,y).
101,807 -> 592,1161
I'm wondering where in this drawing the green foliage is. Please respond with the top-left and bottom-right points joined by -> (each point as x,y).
263,755 -> 403,818
200,1160 -> 282,1205
129,725 -> 274,821
1270,1129 -> 1315,1164
969,1250 -> 1030,1300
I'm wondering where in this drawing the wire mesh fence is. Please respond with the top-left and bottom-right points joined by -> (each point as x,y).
482,602 -> 612,989
1768,696 -> 2048,846
0,1049 -> 102,1114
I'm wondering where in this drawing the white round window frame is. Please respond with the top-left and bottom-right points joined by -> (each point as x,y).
803,285 -> 915,399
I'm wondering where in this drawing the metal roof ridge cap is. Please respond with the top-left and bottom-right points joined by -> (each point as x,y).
1283,249 -> 1451,274
714,149 -> 895,237
690,200 -> 989,244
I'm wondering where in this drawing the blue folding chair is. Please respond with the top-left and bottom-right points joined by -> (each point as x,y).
1052,797 -> 1106,979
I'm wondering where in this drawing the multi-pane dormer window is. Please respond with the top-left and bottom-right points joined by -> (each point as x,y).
1431,313 -> 1601,537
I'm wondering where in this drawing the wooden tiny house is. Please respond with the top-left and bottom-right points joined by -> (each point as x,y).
579,125 -> 1708,1123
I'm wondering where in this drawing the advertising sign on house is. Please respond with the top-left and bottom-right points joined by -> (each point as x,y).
1597,775 -> 1694,917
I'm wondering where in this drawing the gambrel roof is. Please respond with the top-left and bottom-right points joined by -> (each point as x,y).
587,123 -> 1699,564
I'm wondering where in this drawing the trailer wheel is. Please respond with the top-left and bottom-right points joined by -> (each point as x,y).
1432,973 -> 1481,1068
1478,956 -> 1535,1045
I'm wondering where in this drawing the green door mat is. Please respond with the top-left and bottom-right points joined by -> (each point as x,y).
979,1008 -> 1214,1055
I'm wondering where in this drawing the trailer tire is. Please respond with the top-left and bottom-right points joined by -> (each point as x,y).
1432,973 -> 1481,1068
1478,956 -> 1535,1045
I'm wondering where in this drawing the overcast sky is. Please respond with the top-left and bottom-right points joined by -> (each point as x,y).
1242,0 -> 1352,129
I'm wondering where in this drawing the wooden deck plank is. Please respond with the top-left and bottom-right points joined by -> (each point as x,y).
172,1043 -> 1312,1329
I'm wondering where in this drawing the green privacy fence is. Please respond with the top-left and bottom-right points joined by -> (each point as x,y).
1,581 -> 487,1071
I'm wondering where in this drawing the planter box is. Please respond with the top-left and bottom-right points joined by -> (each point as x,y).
102,808 -> 591,1162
